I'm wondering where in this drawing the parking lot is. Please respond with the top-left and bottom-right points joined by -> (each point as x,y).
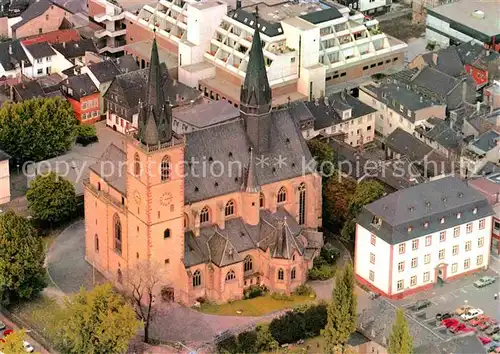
390,269 -> 500,341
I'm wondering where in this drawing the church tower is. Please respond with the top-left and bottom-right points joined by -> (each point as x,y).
125,37 -> 187,301
240,6 -> 273,153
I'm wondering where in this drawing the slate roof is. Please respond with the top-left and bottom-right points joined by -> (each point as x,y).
52,38 -> 97,59
25,42 -> 56,59
422,46 -> 464,77
0,40 -> 32,71
61,73 -> 98,100
13,80 -> 45,100
105,69 -> 202,119
300,7 -> 343,24
471,130 -> 500,153
183,208 -> 320,267
86,60 -> 121,83
411,66 -> 461,97
415,118 -> 461,150
115,55 -> 139,73
306,92 -> 376,130
0,149 -> 11,161
184,107 -> 312,203
386,128 -> 432,161
12,0 -> 64,31
231,8 -> 283,37
357,176 -> 494,244
88,143 -> 126,194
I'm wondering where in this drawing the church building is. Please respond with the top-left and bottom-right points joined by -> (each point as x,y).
84,9 -> 323,304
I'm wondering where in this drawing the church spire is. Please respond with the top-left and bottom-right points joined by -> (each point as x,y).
241,147 -> 260,193
240,6 -> 272,112
137,33 -> 173,145
240,6 -> 273,153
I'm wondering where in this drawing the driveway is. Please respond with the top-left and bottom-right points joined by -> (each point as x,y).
47,220 -> 106,294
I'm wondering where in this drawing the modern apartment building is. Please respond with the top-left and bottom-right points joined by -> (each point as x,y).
426,0 -> 500,51
355,176 -> 494,299
336,0 -> 392,16
88,0 -> 127,56
411,0 -> 459,24
94,0 -> 406,105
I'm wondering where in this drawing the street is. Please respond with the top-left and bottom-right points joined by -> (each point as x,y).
0,311 -> 50,354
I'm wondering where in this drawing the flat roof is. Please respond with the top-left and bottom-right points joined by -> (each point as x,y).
173,100 -> 239,128
125,40 -> 178,69
430,0 -> 500,37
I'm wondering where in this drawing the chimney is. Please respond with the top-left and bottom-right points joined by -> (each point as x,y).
21,60 -> 25,73
8,44 -> 12,55
324,96 -> 329,106
63,42 -> 66,48
236,0 -> 241,9
175,93 -> 180,102
420,96 -> 423,103
461,81 -> 467,102
432,52 -> 438,66
476,101 -> 481,113
496,191 -> 499,204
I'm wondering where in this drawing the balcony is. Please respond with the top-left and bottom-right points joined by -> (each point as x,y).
95,28 -> 126,38
97,39 -> 126,54
94,10 -> 125,23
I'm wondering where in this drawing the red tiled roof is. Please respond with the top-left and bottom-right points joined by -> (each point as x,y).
21,29 -> 80,46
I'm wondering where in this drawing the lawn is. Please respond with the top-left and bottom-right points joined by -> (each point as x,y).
198,294 -> 315,316
10,295 -> 62,348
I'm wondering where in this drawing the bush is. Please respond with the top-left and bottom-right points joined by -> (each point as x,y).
243,285 -> 267,299
269,311 -> 305,345
303,303 -> 327,337
75,124 -> 98,146
195,296 -> 207,304
255,324 -> 279,352
320,247 -> 340,265
308,264 -> 336,281
293,284 -> 316,297
270,292 -> 293,301
217,335 -> 238,354
237,330 -> 257,353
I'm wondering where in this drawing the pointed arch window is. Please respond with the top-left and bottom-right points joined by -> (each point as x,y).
192,270 -> 201,287
161,156 -> 171,181
184,213 -> 189,229
114,214 -> 122,255
117,268 -> 123,284
298,183 -> 306,225
244,255 -> 253,272
225,270 -> 236,282
225,200 -> 235,217
95,234 -> 99,253
200,206 -> 210,224
277,187 -> 287,203
164,229 -> 171,239
259,193 -> 265,208
291,267 -> 296,280
134,153 -> 141,176
277,268 -> 284,281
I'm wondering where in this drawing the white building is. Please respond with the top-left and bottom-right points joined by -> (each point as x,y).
122,0 -> 407,103
21,42 -> 73,78
0,150 -> 10,205
337,0 -> 393,15
355,176 -> 494,299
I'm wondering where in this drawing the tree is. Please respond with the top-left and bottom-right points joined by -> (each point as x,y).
27,172 -> 77,226
388,309 -> 413,354
124,260 -> 164,344
323,177 -> 356,229
0,97 -> 76,163
0,210 -> 46,305
55,283 -> 140,354
307,139 -> 337,178
238,330 -> 257,353
340,180 -> 385,242
0,329 -> 26,354
322,263 -> 357,353
254,324 -> 278,352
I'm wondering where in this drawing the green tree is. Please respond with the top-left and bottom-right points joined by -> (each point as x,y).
27,172 -> 77,226
0,97 -> 76,163
388,309 -> 413,354
340,180 -> 385,242
307,139 -> 337,178
0,210 -> 46,305
322,263 -> 357,352
254,324 -> 279,352
237,330 -> 257,353
0,329 -> 26,354
55,284 -> 141,354
323,177 -> 357,229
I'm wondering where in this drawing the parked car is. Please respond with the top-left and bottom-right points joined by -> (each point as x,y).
479,321 -> 491,331
470,317 -> 487,326
491,333 -> 500,341
0,321 -> 5,331
461,308 -> 484,321
23,341 -> 34,353
474,276 -> 496,288
413,299 -> 431,311
456,305 -> 474,315
3,329 -> 13,336
436,312 -> 453,321
442,318 -> 460,328
480,337 -> 492,345
450,323 -> 467,333
486,325 -> 500,336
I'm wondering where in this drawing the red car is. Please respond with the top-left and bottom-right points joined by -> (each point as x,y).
479,337 -> 492,345
442,318 -> 460,328
450,323 -> 467,333
470,318 -> 484,326
3,329 -> 13,336
479,322 -> 491,331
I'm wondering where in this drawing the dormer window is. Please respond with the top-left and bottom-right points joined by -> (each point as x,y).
424,222 -> 429,229
473,207 -> 477,214
343,109 -> 352,120
372,216 -> 382,227
407,226 -> 413,232
457,212 -> 461,219
440,217 -> 445,224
